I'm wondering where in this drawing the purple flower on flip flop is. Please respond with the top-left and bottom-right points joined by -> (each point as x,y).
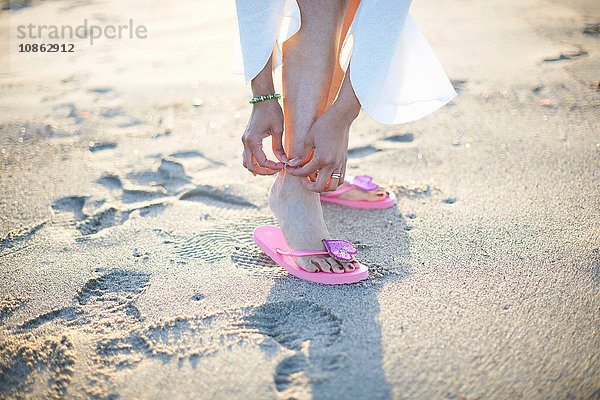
351,175 -> 379,191
322,239 -> 358,262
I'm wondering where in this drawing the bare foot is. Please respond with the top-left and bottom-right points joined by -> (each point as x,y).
268,173 -> 360,273
330,182 -> 389,202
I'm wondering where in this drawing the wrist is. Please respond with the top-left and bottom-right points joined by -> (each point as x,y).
251,57 -> 275,96
331,67 -> 361,123
251,82 -> 275,98
250,93 -> 281,105
331,97 -> 360,124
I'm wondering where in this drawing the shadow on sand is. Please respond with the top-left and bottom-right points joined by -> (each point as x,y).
240,203 -> 412,399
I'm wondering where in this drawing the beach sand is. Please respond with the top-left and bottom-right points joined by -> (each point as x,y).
0,0 -> 599,398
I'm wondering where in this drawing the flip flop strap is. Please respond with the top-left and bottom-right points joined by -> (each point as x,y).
320,185 -> 355,198
276,249 -> 329,257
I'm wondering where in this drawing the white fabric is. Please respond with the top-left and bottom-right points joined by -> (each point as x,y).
233,0 -> 457,125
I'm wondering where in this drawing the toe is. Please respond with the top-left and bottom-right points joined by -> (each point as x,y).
341,261 -> 355,272
298,258 -> 319,273
312,257 -> 332,273
372,188 -> 388,201
329,259 -> 346,274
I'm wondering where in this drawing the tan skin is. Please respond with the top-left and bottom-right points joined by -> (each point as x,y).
241,0 -> 388,273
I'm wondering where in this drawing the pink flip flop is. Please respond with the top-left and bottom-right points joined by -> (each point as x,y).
253,225 -> 368,284
320,175 -> 396,209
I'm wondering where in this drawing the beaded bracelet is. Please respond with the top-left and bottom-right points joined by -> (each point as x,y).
249,93 -> 281,104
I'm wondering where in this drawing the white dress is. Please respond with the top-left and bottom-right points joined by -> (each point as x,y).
233,0 -> 456,125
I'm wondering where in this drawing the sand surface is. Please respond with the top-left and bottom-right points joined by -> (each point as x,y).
0,0 -> 599,399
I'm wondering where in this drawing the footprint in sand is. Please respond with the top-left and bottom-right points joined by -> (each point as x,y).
0,221 -> 47,257
52,193 -> 168,235
0,333 -> 76,399
99,107 -> 143,128
584,23 -> 600,36
179,185 -> 257,209
96,156 -> 251,217
75,270 -> 150,307
126,158 -> 190,194
52,196 -> 88,220
157,158 -> 189,181
76,207 -> 131,235
96,174 -> 123,190
3,267 -> 348,398
88,87 -> 113,95
121,188 -> 167,204
390,184 -> 441,199
100,299 -> 346,394
190,293 -> 205,301
13,270 -> 149,334
52,103 -> 85,123
88,87 -> 120,101
157,216 -> 284,278
237,300 -> 346,395
159,214 -> 412,284
273,353 -> 348,393
17,307 -> 83,331
88,142 -> 117,152
0,295 -> 28,324
382,133 -> 414,143
347,144 -> 382,159
237,300 -> 342,350
2,269 -> 150,398
169,150 -> 224,166
543,48 -> 587,62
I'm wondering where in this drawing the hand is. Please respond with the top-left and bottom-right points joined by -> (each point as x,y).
286,106 -> 353,192
241,100 -> 288,175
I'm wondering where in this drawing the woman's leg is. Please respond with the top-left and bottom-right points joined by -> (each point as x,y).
324,0 -> 389,202
268,0 -> 357,273
326,0 -> 360,108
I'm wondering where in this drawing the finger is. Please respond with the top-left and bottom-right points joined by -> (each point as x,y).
323,173 -> 342,192
242,135 -> 265,174
248,164 -> 279,175
270,126 -> 289,163
242,148 -> 254,172
323,169 -> 345,192
251,140 -> 284,170
288,148 -> 314,167
331,164 -> 346,190
249,154 -> 280,175
287,158 -> 322,177
303,167 -> 334,193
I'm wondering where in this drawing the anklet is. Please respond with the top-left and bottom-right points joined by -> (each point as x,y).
249,93 -> 281,104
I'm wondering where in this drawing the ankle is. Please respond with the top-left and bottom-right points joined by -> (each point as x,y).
270,173 -> 315,202
275,172 -> 301,190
